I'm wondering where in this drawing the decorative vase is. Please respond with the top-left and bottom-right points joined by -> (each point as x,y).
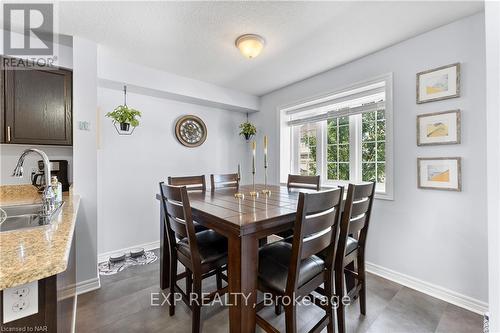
120,122 -> 130,131
244,133 -> 253,141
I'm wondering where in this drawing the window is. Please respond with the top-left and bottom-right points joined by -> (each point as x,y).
326,116 -> 350,181
299,123 -> 318,175
361,110 -> 386,189
280,74 -> 393,200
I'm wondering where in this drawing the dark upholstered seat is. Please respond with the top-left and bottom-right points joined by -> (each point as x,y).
258,241 -> 325,293
193,221 -> 207,232
345,237 -> 358,255
316,236 -> 358,262
178,229 -> 228,265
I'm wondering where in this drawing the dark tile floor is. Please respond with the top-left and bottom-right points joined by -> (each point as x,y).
76,251 -> 483,332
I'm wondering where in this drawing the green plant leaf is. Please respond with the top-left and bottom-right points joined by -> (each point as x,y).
106,105 -> 142,127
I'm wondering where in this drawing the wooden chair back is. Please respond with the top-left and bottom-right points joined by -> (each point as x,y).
210,173 -> 239,191
159,182 -> 202,272
287,174 -> 320,191
336,182 -> 375,263
287,188 -> 343,293
168,175 -> 206,192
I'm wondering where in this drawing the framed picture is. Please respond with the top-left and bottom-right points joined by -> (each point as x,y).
416,63 -> 460,104
417,157 -> 462,191
417,110 -> 461,146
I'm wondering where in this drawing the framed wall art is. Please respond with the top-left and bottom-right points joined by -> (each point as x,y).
416,63 -> 460,104
417,110 -> 461,146
417,157 -> 462,191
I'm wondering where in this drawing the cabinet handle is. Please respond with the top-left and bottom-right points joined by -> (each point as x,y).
7,126 -> 11,142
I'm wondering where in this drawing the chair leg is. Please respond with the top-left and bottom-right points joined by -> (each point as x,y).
216,267 -> 223,290
284,303 -> 297,333
335,268 -> 346,333
191,280 -> 202,333
358,253 -> 367,315
169,254 -> 177,317
325,271 -> 335,333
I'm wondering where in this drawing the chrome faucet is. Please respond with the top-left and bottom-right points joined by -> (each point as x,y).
12,148 -> 55,216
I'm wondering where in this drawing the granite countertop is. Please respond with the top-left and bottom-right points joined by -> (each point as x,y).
0,185 -> 80,290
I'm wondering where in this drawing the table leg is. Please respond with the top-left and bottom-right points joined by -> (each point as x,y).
160,202 -> 170,290
228,234 -> 259,333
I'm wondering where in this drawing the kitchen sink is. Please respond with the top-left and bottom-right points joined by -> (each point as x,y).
0,202 -> 64,232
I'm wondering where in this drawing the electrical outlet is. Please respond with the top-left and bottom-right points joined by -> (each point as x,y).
2,281 -> 38,323
11,287 -> 29,299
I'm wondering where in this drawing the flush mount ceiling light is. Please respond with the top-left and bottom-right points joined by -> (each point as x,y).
235,34 -> 265,59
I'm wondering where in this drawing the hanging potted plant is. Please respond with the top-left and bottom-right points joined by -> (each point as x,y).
239,121 -> 257,141
106,105 -> 142,131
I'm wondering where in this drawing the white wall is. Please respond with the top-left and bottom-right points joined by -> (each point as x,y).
253,13 -> 488,305
0,145 -> 73,185
72,37 -> 99,291
97,87 -> 249,255
98,47 -> 259,112
485,2 -> 500,330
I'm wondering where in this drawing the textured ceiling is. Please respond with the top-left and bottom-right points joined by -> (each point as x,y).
58,1 -> 483,96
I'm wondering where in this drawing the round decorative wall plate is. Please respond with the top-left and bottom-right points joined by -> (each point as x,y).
175,115 -> 207,147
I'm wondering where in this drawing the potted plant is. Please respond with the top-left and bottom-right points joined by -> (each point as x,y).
239,121 -> 257,140
106,105 -> 142,131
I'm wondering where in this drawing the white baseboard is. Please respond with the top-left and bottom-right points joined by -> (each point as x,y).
75,277 -> 101,295
366,262 -> 488,315
97,240 -> 160,263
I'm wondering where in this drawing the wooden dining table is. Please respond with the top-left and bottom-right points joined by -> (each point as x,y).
156,184 -> 348,333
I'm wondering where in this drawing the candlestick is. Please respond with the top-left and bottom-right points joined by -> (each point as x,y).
261,135 -> 271,196
264,135 -> 268,168
250,141 -> 258,197
234,163 -> 244,199
252,141 -> 256,174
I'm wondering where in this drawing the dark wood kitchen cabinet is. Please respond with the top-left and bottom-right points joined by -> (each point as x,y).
1,59 -> 72,146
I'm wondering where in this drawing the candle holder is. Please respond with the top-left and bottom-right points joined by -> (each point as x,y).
249,172 -> 258,197
234,168 -> 244,199
261,165 -> 271,196
234,192 -> 245,199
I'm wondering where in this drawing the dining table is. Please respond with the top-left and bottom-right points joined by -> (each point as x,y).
156,184 -> 350,333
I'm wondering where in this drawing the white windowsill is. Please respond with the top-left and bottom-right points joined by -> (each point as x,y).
279,182 -> 394,201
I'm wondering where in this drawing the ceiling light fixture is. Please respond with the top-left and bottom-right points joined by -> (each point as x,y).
235,34 -> 265,59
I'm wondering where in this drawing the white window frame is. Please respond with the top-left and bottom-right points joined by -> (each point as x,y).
279,73 -> 394,200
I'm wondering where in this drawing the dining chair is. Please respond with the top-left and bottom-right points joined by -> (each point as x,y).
334,182 -> 375,333
168,175 -> 207,191
210,173 -> 239,191
256,188 -> 344,333
287,174 -> 321,191
275,174 -> 321,240
159,182 -> 228,333
168,175 -> 207,232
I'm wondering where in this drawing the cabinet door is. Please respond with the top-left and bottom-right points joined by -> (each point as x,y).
4,68 -> 72,145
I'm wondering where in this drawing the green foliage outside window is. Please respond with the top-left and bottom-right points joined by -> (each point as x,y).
327,117 -> 350,181
362,110 -> 386,183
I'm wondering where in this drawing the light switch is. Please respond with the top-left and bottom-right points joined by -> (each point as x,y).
3,281 -> 38,323
78,121 -> 91,131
